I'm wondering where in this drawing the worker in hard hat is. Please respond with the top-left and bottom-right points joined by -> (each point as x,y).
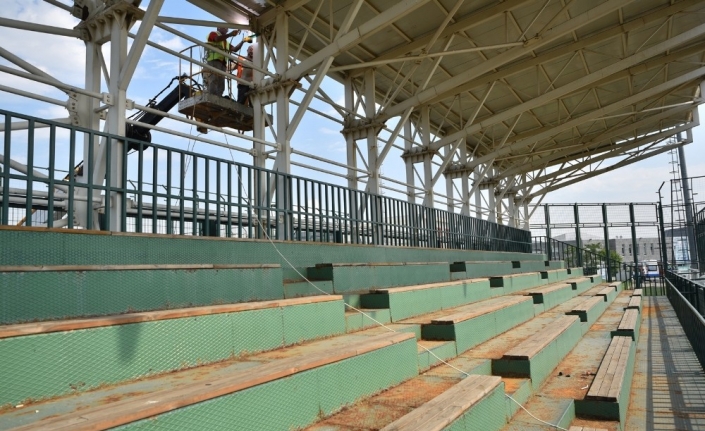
237,45 -> 254,105
205,27 -> 245,96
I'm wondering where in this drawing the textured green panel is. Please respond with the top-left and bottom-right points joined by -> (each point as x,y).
387,289 -> 442,321
282,280 -> 334,298
326,264 -> 450,293
282,301 -> 345,345
0,266 -> 284,324
417,341 -> 457,372
0,300 -> 348,405
441,280 -> 492,310
527,340 -> 559,390
0,229 -> 541,268
505,379 -> 532,420
116,338 -> 418,430
452,261 -> 513,278
317,338 -> 419,416
519,261 -> 546,273
454,312 -> 497,354
117,368 -> 322,431
495,301 -> 534,334
0,307 -> 288,405
450,382 -> 507,431
344,309 -> 392,332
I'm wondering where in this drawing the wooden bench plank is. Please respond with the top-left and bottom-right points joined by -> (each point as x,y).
380,375 -> 501,431
315,262 -> 446,268
632,288 -> 643,296
0,295 -> 343,339
569,296 -> 603,313
587,336 -> 632,400
502,315 -> 579,360
596,286 -> 613,296
617,309 -> 640,331
370,277 -> 486,294
626,296 -> 641,309
10,332 -> 415,431
431,296 -> 532,324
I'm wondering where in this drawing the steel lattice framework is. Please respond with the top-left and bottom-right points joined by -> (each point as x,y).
2,0 -> 705,230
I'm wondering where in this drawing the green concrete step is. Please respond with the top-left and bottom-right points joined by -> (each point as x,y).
566,296 -> 609,331
503,377 -> 533,420
540,268 -> 569,283
417,339 -> 457,372
378,375 -> 506,431
610,308 -> 641,341
625,294 -> 642,312
419,296 -> 536,354
0,227 -> 542,270
360,278 -> 492,321
568,277 -> 596,294
493,315 -> 582,391
576,336 -> 637,426
283,279 -> 334,298
567,267 -> 584,277
307,261 -> 451,293
503,396 -> 575,430
0,264 -> 284,325
0,296 -> 346,407
450,260 -> 515,278
344,308 -> 392,332
490,272 -> 546,294
520,282 -> 577,310
0,331 -> 419,431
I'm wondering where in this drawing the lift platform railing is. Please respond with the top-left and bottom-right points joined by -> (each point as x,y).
0,109 -> 531,253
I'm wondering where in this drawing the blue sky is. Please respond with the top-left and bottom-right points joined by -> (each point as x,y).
2,0 -> 704,208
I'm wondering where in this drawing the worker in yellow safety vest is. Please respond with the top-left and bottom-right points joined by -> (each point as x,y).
205,27 -> 245,96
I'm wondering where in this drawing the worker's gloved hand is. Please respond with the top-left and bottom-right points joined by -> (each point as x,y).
244,36 -> 253,43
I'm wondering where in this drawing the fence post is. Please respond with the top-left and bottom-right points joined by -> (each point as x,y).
545,204 -> 552,260
574,204 -> 583,267
630,203 -> 640,289
602,204 -> 612,283
658,201 -> 668,283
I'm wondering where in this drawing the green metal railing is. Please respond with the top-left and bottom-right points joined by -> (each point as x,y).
665,270 -> 705,368
0,109 -> 531,252
696,207 -> 705,271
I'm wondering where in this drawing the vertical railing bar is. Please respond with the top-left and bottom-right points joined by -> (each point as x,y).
86,131 -> 95,230
47,124 -> 56,228
25,119 -> 35,227
67,128 -> 76,229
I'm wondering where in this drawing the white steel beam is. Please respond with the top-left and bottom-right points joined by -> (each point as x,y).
0,17 -> 82,38
119,0 -> 164,91
284,0 -> 431,80
429,19 -> 705,153
463,66 -> 705,172
378,0 -> 636,122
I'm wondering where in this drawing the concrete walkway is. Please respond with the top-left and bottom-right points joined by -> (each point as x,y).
627,296 -> 705,430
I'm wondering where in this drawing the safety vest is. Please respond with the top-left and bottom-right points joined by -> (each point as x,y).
206,32 -> 230,62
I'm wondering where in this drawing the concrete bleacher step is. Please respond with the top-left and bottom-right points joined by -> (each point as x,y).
379,375 -> 506,431
519,281 -> 577,311
0,330 -> 418,430
493,315 -> 582,391
360,278 -> 492,321
566,296 -> 609,333
611,308 -> 640,341
490,272 -> 547,294
0,296 -> 346,407
503,290 -> 631,431
306,262 -> 451,294
419,296 -> 536,354
0,263 -> 284,324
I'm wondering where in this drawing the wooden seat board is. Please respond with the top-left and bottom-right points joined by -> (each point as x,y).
627,296 -> 641,309
0,295 -> 343,339
9,331 -> 414,431
570,296 -> 604,313
502,315 -> 579,359
430,296 -> 532,324
632,289 -> 643,296
379,375 -> 501,431
587,336 -> 631,400
371,277 -> 486,294
617,309 -> 640,331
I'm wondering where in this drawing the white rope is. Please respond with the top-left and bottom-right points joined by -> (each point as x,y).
222,133 -> 568,430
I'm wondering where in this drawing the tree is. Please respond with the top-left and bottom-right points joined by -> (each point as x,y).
584,242 -> 622,277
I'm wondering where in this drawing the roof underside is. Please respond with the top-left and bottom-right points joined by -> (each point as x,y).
194,0 -> 705,188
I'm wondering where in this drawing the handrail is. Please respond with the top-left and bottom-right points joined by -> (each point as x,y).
665,270 -> 705,368
0,109 -> 531,253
